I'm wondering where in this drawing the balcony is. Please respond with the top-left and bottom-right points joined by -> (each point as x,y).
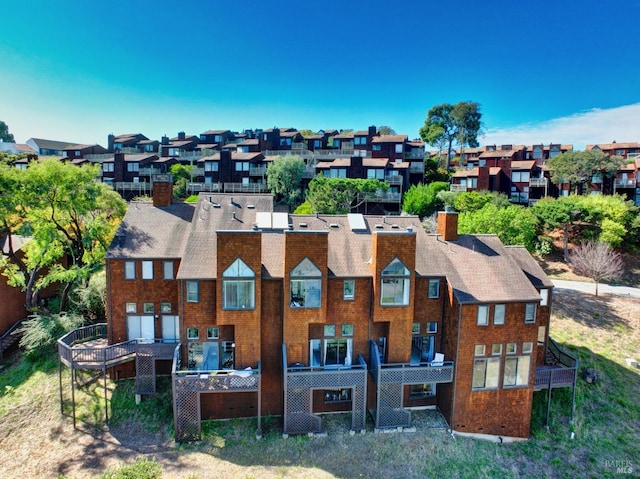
187,182 -> 222,193
249,166 -> 267,176
385,175 -> 403,185
282,344 -> 368,435
409,162 -> 425,174
264,149 -> 313,160
529,177 -> 548,187
357,191 -> 402,203
113,182 -> 151,193
369,341 -> 453,429
139,167 -> 163,176
614,178 -> 637,188
223,183 -> 270,193
450,184 -> 468,192
405,151 -> 425,160
534,337 -> 578,392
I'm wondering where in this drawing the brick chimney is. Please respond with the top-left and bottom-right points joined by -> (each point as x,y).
152,174 -> 173,207
437,208 -> 458,241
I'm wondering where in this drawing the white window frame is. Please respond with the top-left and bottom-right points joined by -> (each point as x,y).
163,261 -> 174,280
493,304 -> 505,325
525,303 -> 537,323
380,258 -> 410,306
428,279 -> 440,299
290,258 -> 322,308
540,289 -> 549,306
142,260 -> 153,280
222,258 -> 255,310
127,315 -> 154,342
125,261 -> 136,280
186,281 -> 199,303
343,279 -> 355,300
477,304 -> 489,326
161,315 -> 180,343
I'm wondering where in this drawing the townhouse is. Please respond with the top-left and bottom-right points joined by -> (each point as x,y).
97,179 -> 574,442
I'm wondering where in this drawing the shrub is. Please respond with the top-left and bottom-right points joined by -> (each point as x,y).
19,312 -> 86,359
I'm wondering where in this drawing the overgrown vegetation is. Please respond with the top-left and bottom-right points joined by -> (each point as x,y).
305,177 -> 387,214
1,291 -> 638,478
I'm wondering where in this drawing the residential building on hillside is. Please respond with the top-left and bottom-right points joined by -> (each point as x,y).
75,179 -> 577,442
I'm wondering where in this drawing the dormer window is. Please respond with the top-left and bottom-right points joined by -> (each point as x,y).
290,258 -> 322,308
222,258 -> 255,310
380,258 -> 410,306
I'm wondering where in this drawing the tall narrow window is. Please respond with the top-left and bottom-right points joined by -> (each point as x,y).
380,258 -> 410,306
428,279 -> 440,299
125,261 -> 136,280
525,303 -> 537,323
142,261 -> 153,280
163,261 -> 174,280
477,304 -> 489,325
343,280 -> 355,300
186,281 -> 199,302
290,258 -> 322,308
222,258 -> 255,309
503,355 -> 531,387
493,304 -> 505,325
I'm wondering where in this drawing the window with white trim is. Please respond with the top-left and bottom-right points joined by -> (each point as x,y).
343,280 -> 355,300
491,343 -> 502,355
163,261 -> 174,280
142,261 -> 153,279
477,304 -> 489,325
125,261 -> 136,280
525,303 -> 536,323
380,258 -> 410,306
540,289 -> 549,306
310,338 -> 353,368
161,315 -> 179,343
493,304 -> 505,325
222,258 -> 255,310
428,279 -> 440,299
127,315 -> 154,342
290,258 -> 322,308
186,281 -> 199,302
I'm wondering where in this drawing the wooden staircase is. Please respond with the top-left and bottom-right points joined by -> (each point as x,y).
0,319 -> 26,361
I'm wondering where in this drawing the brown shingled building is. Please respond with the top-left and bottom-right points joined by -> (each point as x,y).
101,178 -> 575,442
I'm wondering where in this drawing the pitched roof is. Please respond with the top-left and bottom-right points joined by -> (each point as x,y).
28,138 -> 75,150
108,194 -> 549,305
510,160 -> 536,170
371,135 -> 408,143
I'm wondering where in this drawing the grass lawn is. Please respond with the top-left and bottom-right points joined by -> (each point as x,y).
0,289 -> 638,478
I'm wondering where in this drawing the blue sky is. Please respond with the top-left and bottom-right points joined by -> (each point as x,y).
1,0 -> 639,149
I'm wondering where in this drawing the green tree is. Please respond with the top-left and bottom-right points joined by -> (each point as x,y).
547,150 -> 626,194
0,120 -> 15,142
378,125 -> 396,135
169,163 -> 194,199
424,158 -> 450,183
0,160 -> 126,311
453,190 -> 510,213
419,102 -> 483,170
306,177 -> 387,214
458,204 -> 539,251
267,156 -> 306,210
402,182 -> 449,218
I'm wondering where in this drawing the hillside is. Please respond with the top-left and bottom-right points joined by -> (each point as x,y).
0,290 -> 638,478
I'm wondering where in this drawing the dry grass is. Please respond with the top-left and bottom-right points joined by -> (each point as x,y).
1,288 -> 639,478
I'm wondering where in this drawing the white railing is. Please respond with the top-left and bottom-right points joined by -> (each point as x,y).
529,177 -> 548,187
385,175 -> 403,185
409,163 -> 425,174
450,184 -> 468,192
223,183 -> 270,193
187,182 -> 222,193
249,166 -> 267,176
614,178 -> 636,188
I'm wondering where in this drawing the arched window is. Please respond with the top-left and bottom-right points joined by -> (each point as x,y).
380,258 -> 410,306
290,258 -> 322,308
222,258 -> 255,310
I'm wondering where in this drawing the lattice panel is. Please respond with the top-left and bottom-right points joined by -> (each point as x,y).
379,365 -> 454,385
284,369 -> 368,434
174,390 -> 200,442
135,353 -> 156,394
376,382 -> 411,429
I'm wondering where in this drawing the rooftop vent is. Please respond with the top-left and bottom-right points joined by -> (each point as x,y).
330,223 -> 339,228
299,222 -> 307,228
247,204 -> 255,209
375,224 -> 384,229
391,224 -> 399,229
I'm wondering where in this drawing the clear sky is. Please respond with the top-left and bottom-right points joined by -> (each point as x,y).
1,0 -> 639,150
